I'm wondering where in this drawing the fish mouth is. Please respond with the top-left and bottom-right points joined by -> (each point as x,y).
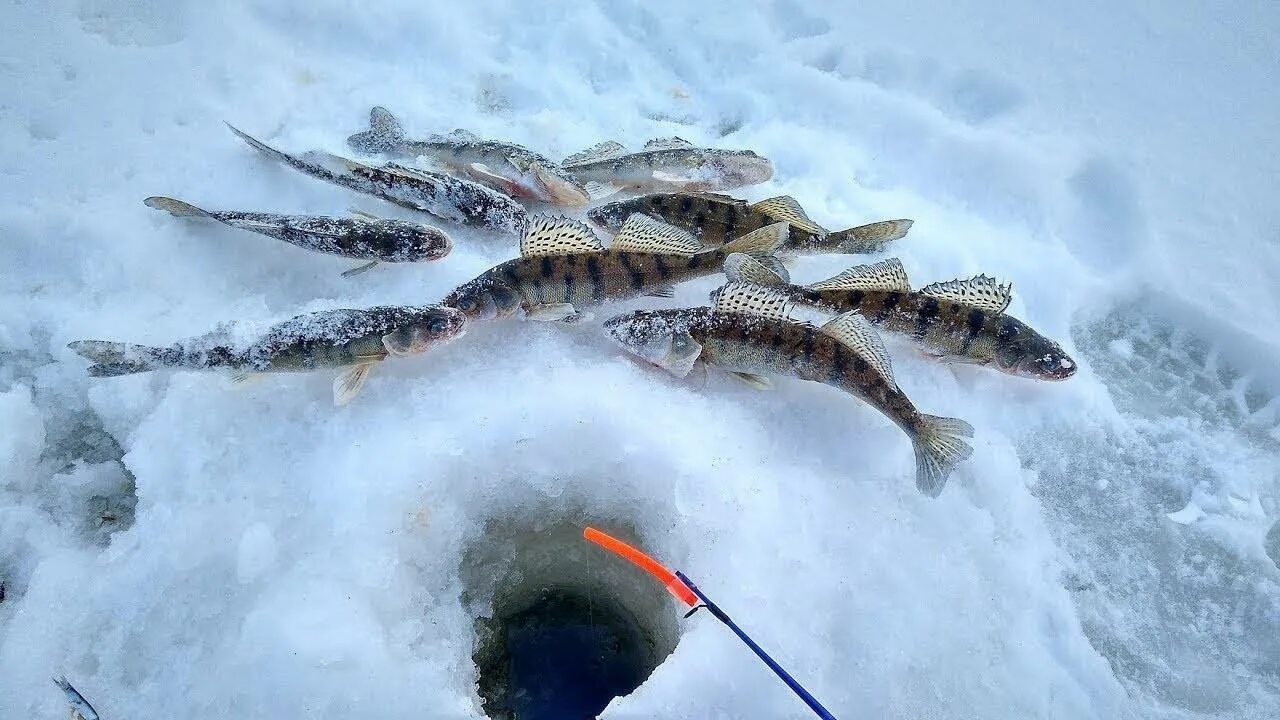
1020,353 -> 1078,380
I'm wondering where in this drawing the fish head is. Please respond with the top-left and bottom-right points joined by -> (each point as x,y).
382,306 -> 468,357
586,198 -> 646,233
443,276 -> 523,321
530,162 -> 591,207
382,221 -> 453,261
604,309 -> 703,377
703,150 -> 774,189
993,329 -> 1078,381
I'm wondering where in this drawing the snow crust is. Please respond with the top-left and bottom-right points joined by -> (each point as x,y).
2,1 -> 1277,718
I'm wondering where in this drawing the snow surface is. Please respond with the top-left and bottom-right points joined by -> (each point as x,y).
2,1 -> 1278,718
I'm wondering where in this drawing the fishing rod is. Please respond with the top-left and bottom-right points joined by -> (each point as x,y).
582,527 -> 838,720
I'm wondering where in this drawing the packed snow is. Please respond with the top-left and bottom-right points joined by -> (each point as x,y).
2,1 -> 1278,718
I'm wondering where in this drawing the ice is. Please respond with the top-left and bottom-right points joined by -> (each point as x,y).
3,1 -> 1279,719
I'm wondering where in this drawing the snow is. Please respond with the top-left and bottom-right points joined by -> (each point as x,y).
2,1 -> 1278,718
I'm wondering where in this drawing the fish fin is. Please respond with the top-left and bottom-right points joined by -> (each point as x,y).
749,195 -> 828,235
807,258 -> 910,293
818,311 -> 897,386
67,340 -> 171,377
231,371 -> 267,386
826,219 -> 913,253
341,260 -> 380,278
467,162 -> 524,196
525,303 -> 581,322
643,136 -> 695,151
562,140 -> 627,167
667,330 -> 704,377
712,281 -> 795,322
225,122 -> 295,165
913,414 -> 975,497
722,252 -> 788,287
333,362 -> 376,406
347,207 -> 381,221
646,285 -> 676,299
520,215 -> 605,256
731,371 -> 773,390
530,163 -> 590,207
610,213 -> 702,255
919,274 -> 1012,314
584,180 -> 622,199
143,196 -> 213,218
347,106 -> 406,154
719,221 -> 789,258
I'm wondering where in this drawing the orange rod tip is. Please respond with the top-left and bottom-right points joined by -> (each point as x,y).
583,526 -> 698,607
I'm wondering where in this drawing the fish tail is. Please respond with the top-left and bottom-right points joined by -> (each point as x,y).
823,219 -> 914,254
225,122 -> 294,165
143,196 -> 212,218
912,413 -> 974,497
67,340 -> 185,377
347,106 -> 405,154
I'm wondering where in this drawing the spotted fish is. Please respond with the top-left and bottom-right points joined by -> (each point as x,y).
227,123 -> 526,235
604,282 -> 975,496
563,137 -> 773,196
588,192 -> 910,255
347,106 -> 590,207
443,214 -> 787,322
143,196 -> 451,277
723,254 -> 1077,380
68,305 -> 466,405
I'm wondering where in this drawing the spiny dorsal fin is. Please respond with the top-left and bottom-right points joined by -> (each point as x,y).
369,107 -> 404,137
610,213 -> 702,255
562,140 -> 627,167
918,274 -> 1012,313
723,252 -> 787,287
712,281 -> 795,322
430,128 -> 479,143
807,258 -> 910,293
643,136 -> 695,151
749,195 -> 828,235
520,215 -> 605,257
819,311 -> 897,387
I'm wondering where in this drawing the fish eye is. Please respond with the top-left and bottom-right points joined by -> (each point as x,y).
428,317 -> 448,334
457,296 -> 477,312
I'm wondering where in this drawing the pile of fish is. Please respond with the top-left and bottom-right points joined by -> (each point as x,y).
70,105 -> 1077,499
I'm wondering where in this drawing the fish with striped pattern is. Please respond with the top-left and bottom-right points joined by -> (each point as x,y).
443,214 -> 788,323
604,282 -> 974,496
588,191 -> 911,255
68,305 -> 466,405
723,254 -> 1077,380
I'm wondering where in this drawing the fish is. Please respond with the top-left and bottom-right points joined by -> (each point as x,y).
347,106 -> 590,207
723,254 -> 1077,380
442,213 -> 788,323
587,192 -> 911,255
562,137 -> 773,196
604,282 -> 974,496
143,197 -> 451,277
68,305 -> 466,405
226,123 -> 526,235
52,676 -> 100,720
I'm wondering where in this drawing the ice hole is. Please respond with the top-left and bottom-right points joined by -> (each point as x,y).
464,517 -> 680,720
